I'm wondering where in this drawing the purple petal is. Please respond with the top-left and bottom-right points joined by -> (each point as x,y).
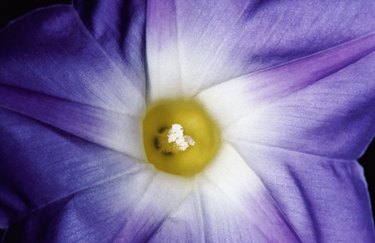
151,144 -> 300,242
224,43 -> 375,160
2,1 -> 374,242
112,173 -> 192,242
73,0 -> 147,92
0,85 -> 143,159
230,142 -> 375,242
163,1 -> 375,94
1,160 -> 191,242
0,5 -> 144,114
198,32 -> 375,126
146,0 -> 182,100
0,5 -> 149,229
0,109 -> 148,228
2,169 -> 155,242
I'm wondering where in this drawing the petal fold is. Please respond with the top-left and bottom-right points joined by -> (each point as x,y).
198,32 -> 375,126
230,142 -> 375,242
0,85 -> 143,160
173,1 -> 375,94
149,143 -> 300,242
112,173 -> 192,242
0,5 -> 144,114
225,51 -> 375,159
2,169 -> 155,242
73,0 -> 147,93
0,109 -> 148,227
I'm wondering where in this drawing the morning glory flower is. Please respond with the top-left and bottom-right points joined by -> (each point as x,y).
1,0 -> 375,242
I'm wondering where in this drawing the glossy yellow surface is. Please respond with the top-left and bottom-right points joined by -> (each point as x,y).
142,99 -> 221,176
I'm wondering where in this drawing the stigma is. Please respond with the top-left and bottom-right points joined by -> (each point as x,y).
166,123 -> 195,151
142,99 -> 221,176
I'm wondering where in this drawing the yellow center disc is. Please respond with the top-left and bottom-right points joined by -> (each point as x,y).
142,99 -> 221,176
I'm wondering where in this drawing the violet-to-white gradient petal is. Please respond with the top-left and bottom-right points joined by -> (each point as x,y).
149,144 -> 301,242
2,168 -> 156,242
73,0 -> 147,93
159,1 -> 375,95
146,0 -> 182,100
1,1 -> 375,242
112,173 -> 192,243
197,32 -> 375,126
0,85 -> 143,160
229,142 -> 375,242
225,49 -> 375,160
0,109 -> 150,229
0,5 -> 144,115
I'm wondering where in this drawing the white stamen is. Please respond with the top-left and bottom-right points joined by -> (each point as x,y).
167,124 -> 195,151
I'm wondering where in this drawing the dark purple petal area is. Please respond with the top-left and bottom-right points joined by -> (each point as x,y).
73,0 -> 147,92
231,142 -> 375,242
0,5 -> 144,114
0,85 -> 143,159
0,109 -> 148,228
0,4 -> 148,231
1,161 -> 192,242
2,169 -> 155,242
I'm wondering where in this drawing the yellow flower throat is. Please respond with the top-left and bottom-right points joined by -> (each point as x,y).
142,99 -> 221,176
